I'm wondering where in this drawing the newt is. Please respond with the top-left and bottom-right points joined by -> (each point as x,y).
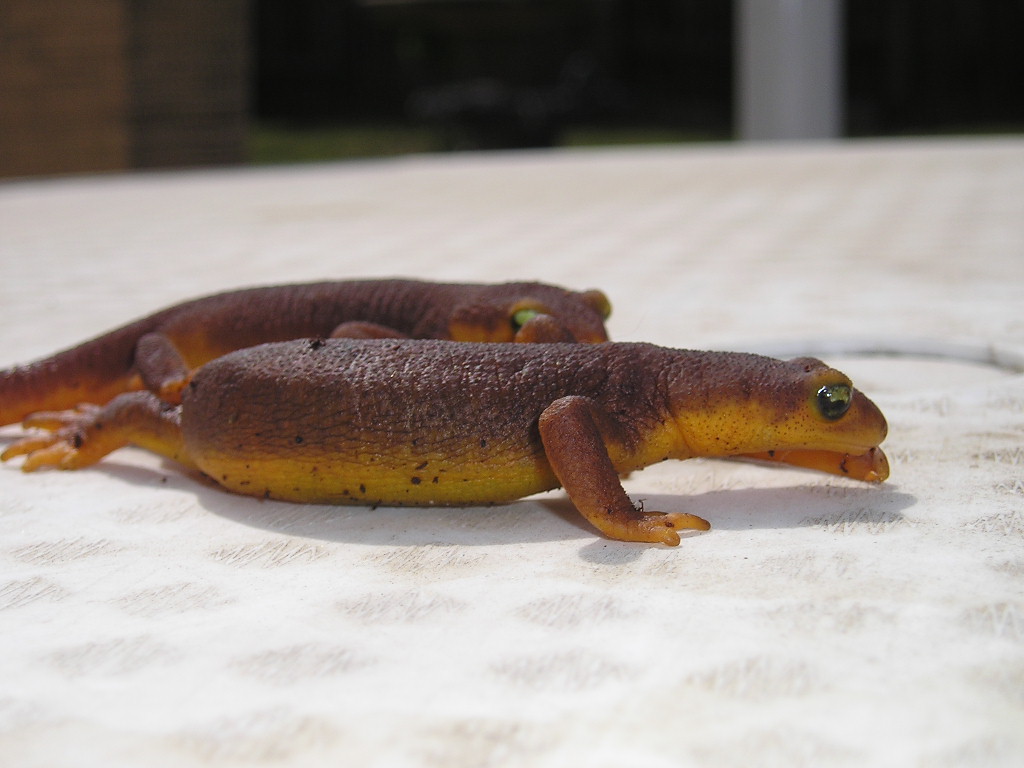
0,279 -> 611,427
2,339 -> 889,545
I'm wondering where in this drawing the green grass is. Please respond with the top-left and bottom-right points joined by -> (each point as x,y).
250,123 -> 442,165
248,122 -> 727,165
249,120 -> 1024,165
561,126 -> 727,147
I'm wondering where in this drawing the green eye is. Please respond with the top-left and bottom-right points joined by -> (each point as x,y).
817,384 -> 852,421
511,308 -> 540,330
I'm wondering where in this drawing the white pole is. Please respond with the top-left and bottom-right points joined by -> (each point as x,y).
736,0 -> 844,140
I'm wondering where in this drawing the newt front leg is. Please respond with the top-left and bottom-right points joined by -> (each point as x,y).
538,396 -> 710,546
135,333 -> 193,405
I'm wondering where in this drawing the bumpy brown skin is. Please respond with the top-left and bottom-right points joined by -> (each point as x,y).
0,279 -> 611,427
3,339 -> 889,546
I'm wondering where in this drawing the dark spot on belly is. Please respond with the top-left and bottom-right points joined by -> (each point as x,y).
295,435 -> 304,444
411,476 -> 421,485
359,483 -> 366,494
480,438 -> 487,448
416,461 -> 428,470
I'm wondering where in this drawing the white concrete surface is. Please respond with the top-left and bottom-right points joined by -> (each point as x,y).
1,138 -> 1023,766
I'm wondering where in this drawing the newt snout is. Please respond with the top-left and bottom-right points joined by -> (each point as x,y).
742,444 -> 889,482
668,354 -> 889,483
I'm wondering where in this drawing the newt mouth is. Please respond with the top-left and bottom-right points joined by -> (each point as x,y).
738,446 -> 889,483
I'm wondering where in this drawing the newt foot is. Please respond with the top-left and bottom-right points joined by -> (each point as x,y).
2,405 -> 105,471
628,511 -> 711,546
157,378 -> 189,406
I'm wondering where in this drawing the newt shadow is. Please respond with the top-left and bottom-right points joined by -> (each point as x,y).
134,459 -> 916,550
0,433 -> 915,550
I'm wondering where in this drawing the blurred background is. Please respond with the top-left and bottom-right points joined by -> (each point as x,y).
1,0 -> 1022,178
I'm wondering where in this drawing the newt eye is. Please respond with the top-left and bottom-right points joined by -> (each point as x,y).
511,307 -> 541,330
817,383 -> 852,421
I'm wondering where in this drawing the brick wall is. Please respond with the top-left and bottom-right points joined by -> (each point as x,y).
128,1 -> 250,168
0,0 -> 131,176
0,0 -> 249,178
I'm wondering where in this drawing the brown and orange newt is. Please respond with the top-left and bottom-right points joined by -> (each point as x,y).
0,279 -> 611,427
2,339 -> 889,545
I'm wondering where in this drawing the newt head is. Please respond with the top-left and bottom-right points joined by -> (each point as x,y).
669,354 -> 889,482
447,284 -> 611,343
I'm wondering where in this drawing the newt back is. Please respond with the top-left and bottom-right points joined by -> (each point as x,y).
183,340 -> 675,505
180,339 -> 888,508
